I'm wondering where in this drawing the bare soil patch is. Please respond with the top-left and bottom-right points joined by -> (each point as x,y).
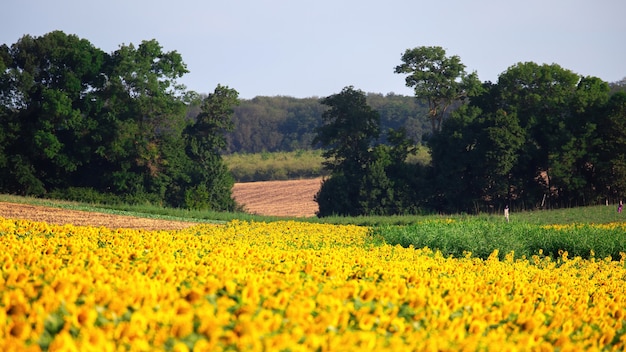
0,202 -> 199,230
0,178 -> 322,229
232,178 -> 322,217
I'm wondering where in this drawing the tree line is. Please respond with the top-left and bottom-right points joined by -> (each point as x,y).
0,31 -> 239,210
314,47 -> 626,216
2,31 -> 625,216
190,93 -> 429,154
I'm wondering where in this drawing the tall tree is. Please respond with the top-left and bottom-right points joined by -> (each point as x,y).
313,86 -> 380,175
313,86 -> 382,216
0,31 -> 247,209
96,39 -> 189,198
394,46 -> 482,133
183,85 -> 240,211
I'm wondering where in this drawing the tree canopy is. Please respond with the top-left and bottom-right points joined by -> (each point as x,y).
394,46 -> 483,133
0,31 -> 238,210
313,53 -> 622,216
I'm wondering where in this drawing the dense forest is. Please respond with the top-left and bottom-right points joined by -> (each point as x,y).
2,31 -> 626,215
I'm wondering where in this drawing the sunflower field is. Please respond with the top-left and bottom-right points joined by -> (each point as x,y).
1,217 -> 625,351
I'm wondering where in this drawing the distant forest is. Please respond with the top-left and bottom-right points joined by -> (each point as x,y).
186,94 -> 432,154
198,82 -> 626,155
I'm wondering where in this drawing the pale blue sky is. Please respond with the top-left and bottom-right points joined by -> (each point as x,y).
3,0 -> 625,99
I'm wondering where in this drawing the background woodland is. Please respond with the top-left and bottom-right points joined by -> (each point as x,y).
1,31 -> 626,216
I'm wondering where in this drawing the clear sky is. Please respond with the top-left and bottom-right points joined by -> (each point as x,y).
2,0 -> 625,99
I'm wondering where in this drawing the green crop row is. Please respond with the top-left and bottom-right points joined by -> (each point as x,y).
371,218 -> 626,262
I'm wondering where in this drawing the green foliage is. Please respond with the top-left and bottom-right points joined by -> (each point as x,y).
314,86 -> 381,173
594,92 -> 626,200
0,31 -> 107,195
426,62 -> 616,212
0,31 -> 240,210
184,184 -> 214,210
315,175 -> 355,217
183,85 -> 239,211
429,105 -> 525,212
225,93 -> 430,153
371,218 -> 626,262
313,86 -> 394,217
47,187 -> 124,205
312,87 -> 429,217
394,46 -> 483,132
494,63 -> 590,207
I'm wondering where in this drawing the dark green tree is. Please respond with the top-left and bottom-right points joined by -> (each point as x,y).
594,92 -> 626,202
549,76 -> 610,206
313,86 -> 382,216
428,104 -> 526,213
394,46 -> 483,133
382,127 -> 427,213
313,86 -> 380,175
97,39 -> 189,200
428,105 -> 484,212
0,31 -> 106,195
496,62 -> 608,207
183,85 -> 240,211
0,31 -> 245,209
0,44 -> 14,190
481,109 -> 526,207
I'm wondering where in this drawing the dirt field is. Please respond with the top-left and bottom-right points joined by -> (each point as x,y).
0,202 -> 200,230
0,178 -> 322,229
232,177 -> 322,217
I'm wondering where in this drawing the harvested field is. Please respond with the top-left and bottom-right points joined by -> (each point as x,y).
0,178 -> 322,229
232,178 -> 322,217
0,202 -> 199,230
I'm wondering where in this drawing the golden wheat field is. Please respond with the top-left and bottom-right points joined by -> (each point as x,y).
1,217 -> 626,351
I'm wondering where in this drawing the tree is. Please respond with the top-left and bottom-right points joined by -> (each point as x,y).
394,46 -> 483,133
93,39 -> 190,201
496,62 -> 607,207
594,92 -> 626,201
0,31 -> 107,195
313,86 -> 381,216
428,105 -> 484,212
313,86 -> 380,175
0,31 -> 247,209
183,85 -> 240,211
481,110 -> 526,205
549,76 -> 610,206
